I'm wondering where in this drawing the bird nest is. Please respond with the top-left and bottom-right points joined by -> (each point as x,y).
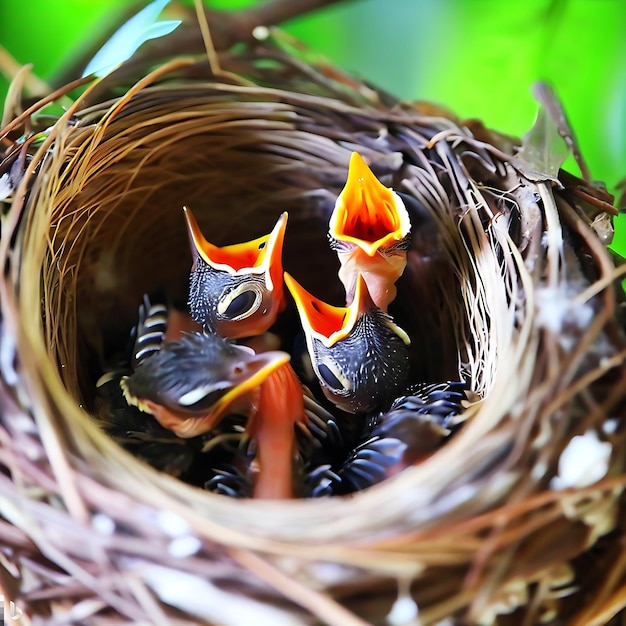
1,11 -> 626,626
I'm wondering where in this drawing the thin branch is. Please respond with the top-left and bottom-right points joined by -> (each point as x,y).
192,0 -> 255,86
210,0 -> 354,52
0,46 -> 50,95
51,0 -> 353,90
0,75 -> 93,140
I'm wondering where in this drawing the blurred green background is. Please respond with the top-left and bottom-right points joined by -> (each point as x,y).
1,0 -> 625,253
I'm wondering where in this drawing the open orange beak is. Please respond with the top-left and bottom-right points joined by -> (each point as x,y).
284,273 -> 359,348
184,207 -> 287,337
284,272 -> 409,349
329,152 -> 410,257
328,153 -> 411,311
184,207 -> 287,298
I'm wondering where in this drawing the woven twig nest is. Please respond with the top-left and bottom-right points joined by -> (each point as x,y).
2,10 -> 626,626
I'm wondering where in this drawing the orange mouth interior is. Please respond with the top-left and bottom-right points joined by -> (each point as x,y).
184,208 -> 287,277
207,235 -> 271,271
284,273 -> 350,341
331,152 -> 407,251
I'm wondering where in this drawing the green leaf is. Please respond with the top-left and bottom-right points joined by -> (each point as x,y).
82,0 -> 181,78
517,105 -> 570,179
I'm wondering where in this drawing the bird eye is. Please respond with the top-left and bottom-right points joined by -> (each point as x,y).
224,290 -> 257,318
217,284 -> 263,321
317,359 -> 351,392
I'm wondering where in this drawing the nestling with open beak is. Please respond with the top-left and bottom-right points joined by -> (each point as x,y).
120,290 -> 311,499
121,332 -> 289,440
121,331 -> 310,499
284,271 -> 411,414
184,206 -> 287,338
328,152 -> 411,312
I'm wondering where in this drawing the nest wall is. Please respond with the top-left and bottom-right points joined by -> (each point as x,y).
1,34 -> 626,626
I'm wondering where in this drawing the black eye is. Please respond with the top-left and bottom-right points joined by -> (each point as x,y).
318,362 -> 346,391
223,289 -> 258,319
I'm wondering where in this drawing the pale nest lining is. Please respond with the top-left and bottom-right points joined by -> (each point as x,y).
2,36 -> 626,626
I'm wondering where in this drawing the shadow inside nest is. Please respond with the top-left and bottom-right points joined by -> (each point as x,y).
72,132 -> 473,500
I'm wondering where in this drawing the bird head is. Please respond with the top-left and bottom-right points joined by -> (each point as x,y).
184,207 -> 287,338
284,272 -> 411,414
328,152 -> 410,257
121,332 -> 290,438
328,152 -> 411,310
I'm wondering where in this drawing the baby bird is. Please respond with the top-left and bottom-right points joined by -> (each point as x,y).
120,332 -> 289,440
95,296 -> 218,480
120,292 -> 316,499
328,152 -> 411,312
284,271 -> 411,414
184,206 -> 287,338
284,271 -> 468,497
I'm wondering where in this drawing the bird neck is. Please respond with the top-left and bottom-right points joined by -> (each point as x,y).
249,362 -> 306,499
337,247 -> 406,312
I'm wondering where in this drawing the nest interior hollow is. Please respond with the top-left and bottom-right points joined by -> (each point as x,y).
46,91 -> 467,412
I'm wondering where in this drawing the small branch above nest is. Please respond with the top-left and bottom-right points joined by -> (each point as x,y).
50,0 -> 349,90
183,0 -> 351,52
